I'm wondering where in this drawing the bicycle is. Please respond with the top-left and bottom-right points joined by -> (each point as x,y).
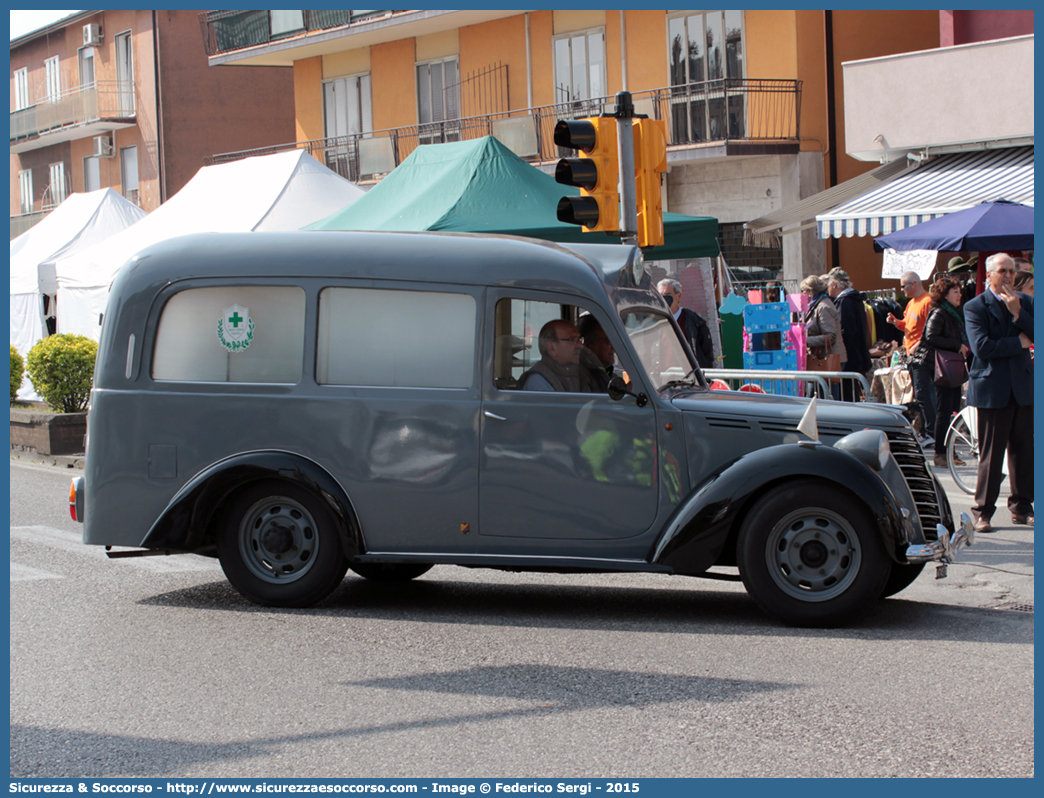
944,405 -> 1008,494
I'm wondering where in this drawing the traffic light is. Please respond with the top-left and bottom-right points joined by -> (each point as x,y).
632,118 -> 667,249
553,117 -> 619,233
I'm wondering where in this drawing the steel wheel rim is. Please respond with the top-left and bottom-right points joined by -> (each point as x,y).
238,495 -> 319,584
764,507 -> 861,602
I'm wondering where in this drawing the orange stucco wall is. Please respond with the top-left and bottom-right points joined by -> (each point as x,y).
294,57 -> 323,142
621,10 -> 668,93
527,11 -> 555,108
458,16 -> 528,112
371,38 -> 417,130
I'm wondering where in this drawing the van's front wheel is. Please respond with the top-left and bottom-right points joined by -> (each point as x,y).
737,481 -> 890,627
217,481 -> 349,607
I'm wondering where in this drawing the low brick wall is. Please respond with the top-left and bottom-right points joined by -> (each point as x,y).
10,407 -> 87,456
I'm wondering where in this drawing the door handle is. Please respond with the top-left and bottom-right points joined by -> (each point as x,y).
484,411 -> 507,421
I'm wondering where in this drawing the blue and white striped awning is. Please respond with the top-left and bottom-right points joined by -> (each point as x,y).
817,146 -> 1034,239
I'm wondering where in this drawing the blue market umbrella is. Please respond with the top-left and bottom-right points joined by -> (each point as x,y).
873,199 -> 1034,252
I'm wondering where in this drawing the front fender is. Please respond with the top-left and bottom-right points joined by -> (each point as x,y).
651,443 -> 907,575
139,450 -> 363,559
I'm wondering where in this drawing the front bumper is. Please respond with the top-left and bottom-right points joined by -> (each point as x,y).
905,512 -> 975,564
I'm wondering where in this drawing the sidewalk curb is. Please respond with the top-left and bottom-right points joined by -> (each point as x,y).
10,445 -> 85,470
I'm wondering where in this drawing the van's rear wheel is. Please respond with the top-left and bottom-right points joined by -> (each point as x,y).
217,480 -> 349,607
737,481 -> 890,627
350,562 -> 433,582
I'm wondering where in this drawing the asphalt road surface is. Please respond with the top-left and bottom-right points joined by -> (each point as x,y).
9,458 -> 1034,779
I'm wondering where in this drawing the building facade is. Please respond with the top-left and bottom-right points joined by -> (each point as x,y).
200,9 -> 943,287
10,9 -> 295,238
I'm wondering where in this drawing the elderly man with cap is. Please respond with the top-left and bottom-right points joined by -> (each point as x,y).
657,278 -> 714,369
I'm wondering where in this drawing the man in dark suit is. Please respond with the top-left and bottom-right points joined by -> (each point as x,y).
964,253 -> 1034,533
657,278 -> 714,369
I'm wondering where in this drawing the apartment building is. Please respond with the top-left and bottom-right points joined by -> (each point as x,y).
10,9 -> 295,238
199,9 -> 946,286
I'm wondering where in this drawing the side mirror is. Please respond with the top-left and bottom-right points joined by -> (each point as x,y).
608,375 -> 649,407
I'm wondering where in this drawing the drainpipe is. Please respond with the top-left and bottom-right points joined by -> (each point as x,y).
619,10 -> 627,92
824,10 -> 839,269
152,10 -> 166,203
525,13 -> 532,109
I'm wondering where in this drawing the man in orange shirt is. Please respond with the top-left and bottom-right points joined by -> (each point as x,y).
887,272 -> 936,442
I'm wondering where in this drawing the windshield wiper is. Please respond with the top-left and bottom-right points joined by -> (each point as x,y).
658,367 -> 699,391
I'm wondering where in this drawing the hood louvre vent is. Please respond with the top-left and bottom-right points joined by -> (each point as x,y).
706,416 -> 752,431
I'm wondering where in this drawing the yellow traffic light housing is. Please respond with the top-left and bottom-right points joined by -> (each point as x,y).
632,118 -> 667,249
553,118 -> 620,233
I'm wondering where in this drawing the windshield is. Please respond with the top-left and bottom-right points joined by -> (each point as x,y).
621,310 -> 698,390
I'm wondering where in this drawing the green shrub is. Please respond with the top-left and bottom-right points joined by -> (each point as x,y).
25,334 -> 98,413
10,345 -> 24,402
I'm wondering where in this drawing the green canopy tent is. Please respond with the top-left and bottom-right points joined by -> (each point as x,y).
305,136 -> 719,259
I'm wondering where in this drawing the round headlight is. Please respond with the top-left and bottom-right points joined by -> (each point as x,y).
833,429 -> 890,471
631,249 -> 645,285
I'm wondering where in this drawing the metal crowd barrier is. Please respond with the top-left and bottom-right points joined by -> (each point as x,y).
704,369 -> 871,401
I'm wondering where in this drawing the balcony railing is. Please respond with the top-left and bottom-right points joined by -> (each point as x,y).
10,81 -> 136,143
198,9 -> 398,56
205,78 -> 801,184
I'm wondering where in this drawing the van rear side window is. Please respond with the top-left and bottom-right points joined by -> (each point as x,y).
152,286 -> 305,383
317,287 -> 475,388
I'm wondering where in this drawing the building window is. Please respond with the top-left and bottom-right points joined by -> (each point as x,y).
115,31 -> 135,115
44,56 -> 61,101
323,73 -> 372,139
417,57 -> 460,125
553,29 -> 606,105
667,11 -> 745,142
317,287 -> 476,388
79,46 -> 96,87
45,162 -> 67,208
84,156 -> 101,192
152,286 -> 306,384
18,170 -> 34,215
14,67 -> 30,110
120,146 -> 139,205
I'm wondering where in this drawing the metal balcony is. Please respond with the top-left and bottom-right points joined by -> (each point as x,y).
205,78 -> 802,184
198,10 -> 396,56
10,81 -> 137,154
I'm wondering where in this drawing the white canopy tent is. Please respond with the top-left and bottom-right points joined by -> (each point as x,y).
53,150 -> 365,341
10,189 -> 146,400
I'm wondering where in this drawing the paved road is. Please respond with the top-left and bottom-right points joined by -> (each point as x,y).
9,458 -> 1034,778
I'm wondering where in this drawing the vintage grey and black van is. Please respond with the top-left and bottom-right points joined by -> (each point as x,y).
71,231 -> 973,626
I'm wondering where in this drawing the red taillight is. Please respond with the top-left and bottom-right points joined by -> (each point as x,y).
69,479 -> 78,522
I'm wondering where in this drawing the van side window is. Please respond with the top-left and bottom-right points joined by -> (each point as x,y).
494,298 -> 607,393
152,286 -> 305,383
317,287 -> 475,388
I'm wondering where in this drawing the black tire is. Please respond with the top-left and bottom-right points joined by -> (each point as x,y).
217,480 -> 349,607
736,480 -> 891,627
349,562 -> 433,582
879,562 -> 926,599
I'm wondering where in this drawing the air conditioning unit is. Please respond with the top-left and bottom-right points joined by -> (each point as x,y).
93,135 -> 114,158
83,23 -> 103,47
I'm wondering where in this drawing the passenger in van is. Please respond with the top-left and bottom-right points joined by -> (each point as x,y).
517,319 -> 602,393
577,314 -> 616,391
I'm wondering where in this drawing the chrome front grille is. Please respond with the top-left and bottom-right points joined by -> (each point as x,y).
886,429 -> 942,538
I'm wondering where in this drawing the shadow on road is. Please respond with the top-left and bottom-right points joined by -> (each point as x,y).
138,573 -> 1033,644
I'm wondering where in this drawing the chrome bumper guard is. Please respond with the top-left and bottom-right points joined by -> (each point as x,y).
905,512 -> 975,569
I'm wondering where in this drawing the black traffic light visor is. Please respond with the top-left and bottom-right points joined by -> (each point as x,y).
553,119 -> 597,151
555,158 -> 599,191
557,196 -> 600,228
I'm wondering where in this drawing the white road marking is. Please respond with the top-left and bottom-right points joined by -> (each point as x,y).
9,526 -> 222,573
10,562 -> 64,582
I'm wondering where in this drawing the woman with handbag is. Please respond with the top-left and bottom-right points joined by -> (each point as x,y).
801,274 -> 846,398
922,276 -> 970,467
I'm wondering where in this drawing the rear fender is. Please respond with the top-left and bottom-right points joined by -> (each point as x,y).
139,451 -> 362,559
651,443 -> 907,575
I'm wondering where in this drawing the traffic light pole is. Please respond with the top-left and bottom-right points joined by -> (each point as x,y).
614,91 -> 639,247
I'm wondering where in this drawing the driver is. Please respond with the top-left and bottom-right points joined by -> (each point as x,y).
518,319 -> 602,393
